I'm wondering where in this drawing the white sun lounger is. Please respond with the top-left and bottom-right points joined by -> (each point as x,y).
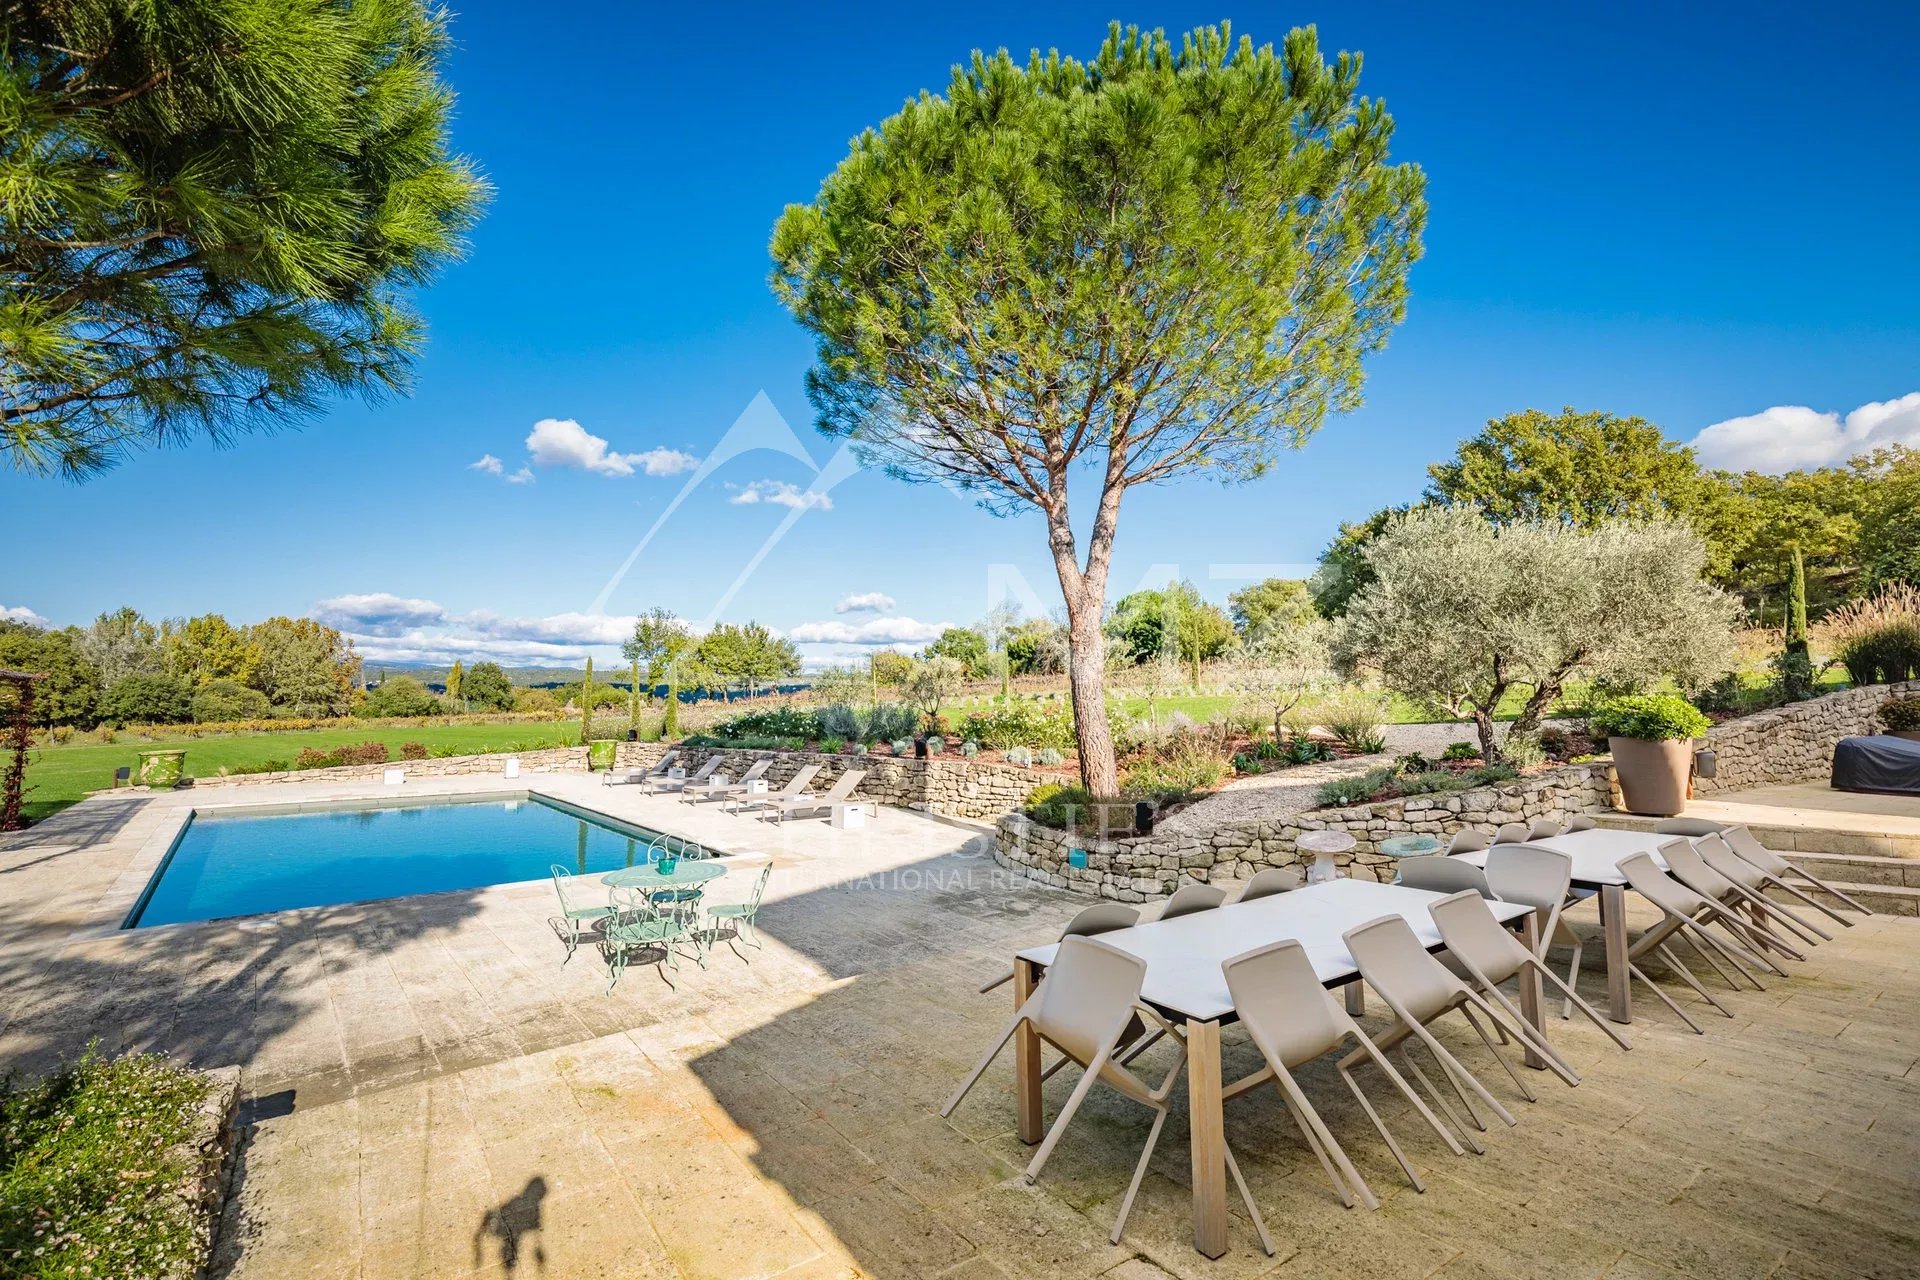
604,748 -> 677,787
648,755 -> 723,794
746,768 -> 868,824
682,756 -> 773,804
727,763 -> 823,816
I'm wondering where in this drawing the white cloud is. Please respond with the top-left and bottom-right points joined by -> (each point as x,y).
505,466 -> 535,485
525,418 -> 698,478
1690,392 -> 1920,474
729,479 -> 833,511
786,616 -> 948,646
315,592 -> 646,664
835,591 -> 896,614
314,593 -> 448,637
1,605 -> 51,628
469,453 -> 504,476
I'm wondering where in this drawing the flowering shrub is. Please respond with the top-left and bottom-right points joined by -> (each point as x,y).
1589,694 -> 1711,742
0,1048 -> 215,1279
958,702 -> 1076,750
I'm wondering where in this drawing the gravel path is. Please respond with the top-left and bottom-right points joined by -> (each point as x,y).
1159,718 -> 1574,833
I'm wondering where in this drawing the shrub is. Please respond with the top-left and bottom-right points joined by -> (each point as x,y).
360,675 -> 441,718
925,734 -> 946,754
1025,782 -> 1092,830
1316,768 -> 1392,808
1315,686 -> 1389,754
1282,737 -> 1336,765
1501,731 -> 1547,770
1004,746 -> 1034,766
1393,752 -> 1433,774
1880,696 -> 1920,732
1037,747 -> 1064,767
99,673 -> 192,726
1462,762 -> 1519,787
0,1048 -> 216,1280
891,738 -> 912,755
852,742 -> 870,755
399,741 -> 429,760
291,741 -> 391,770
1440,741 -> 1479,761
1589,694 -> 1711,742
816,703 -> 859,739
1121,740 -> 1228,799
1827,583 -> 1920,686
960,740 -> 979,758
715,705 -> 821,740
191,678 -> 271,723
958,702 -> 1077,751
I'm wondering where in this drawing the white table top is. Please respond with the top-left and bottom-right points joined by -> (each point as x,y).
1016,879 -> 1532,1024
1458,828 -> 1674,887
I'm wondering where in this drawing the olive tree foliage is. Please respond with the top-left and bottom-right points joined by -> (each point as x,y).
905,655 -> 964,731
1219,616 -> 1334,740
771,23 -> 1425,794
1,0 -> 489,478
1334,508 -> 1739,761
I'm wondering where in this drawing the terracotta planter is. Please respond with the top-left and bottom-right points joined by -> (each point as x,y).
1609,736 -> 1693,816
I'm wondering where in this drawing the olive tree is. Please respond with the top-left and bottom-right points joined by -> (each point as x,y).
905,656 -> 964,732
771,23 -> 1425,793
1220,617 -> 1334,741
1335,508 -> 1739,760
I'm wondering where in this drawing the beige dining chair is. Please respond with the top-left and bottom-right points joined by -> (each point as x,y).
1564,815 -> 1597,832
1525,817 -> 1563,841
1220,939 -> 1469,1239
1159,882 -> 1226,921
1615,851 -> 1779,1031
1426,889 -> 1630,1061
1655,839 -> 1804,967
1342,915 -> 1540,1143
1398,855 -> 1492,897
942,936 -> 1193,1246
1482,843 -> 1591,1021
1714,823 -> 1870,921
1446,828 -> 1492,855
1491,822 -> 1531,846
979,903 -> 1140,994
1238,867 -> 1302,903
1692,833 -> 1831,946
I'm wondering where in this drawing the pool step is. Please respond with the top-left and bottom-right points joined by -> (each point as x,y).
1765,873 -> 1919,918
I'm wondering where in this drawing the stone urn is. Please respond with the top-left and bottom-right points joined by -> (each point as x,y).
1609,737 -> 1693,817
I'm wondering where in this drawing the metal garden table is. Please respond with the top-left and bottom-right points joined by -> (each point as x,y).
601,861 -> 728,891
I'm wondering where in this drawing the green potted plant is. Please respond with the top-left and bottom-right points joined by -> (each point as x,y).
1590,694 -> 1712,816
135,749 -> 188,790
1878,695 -> 1920,742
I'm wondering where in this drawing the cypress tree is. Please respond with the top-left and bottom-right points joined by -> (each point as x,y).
1781,546 -> 1813,700
580,657 -> 594,743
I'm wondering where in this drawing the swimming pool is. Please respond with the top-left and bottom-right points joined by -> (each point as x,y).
127,794 -> 697,928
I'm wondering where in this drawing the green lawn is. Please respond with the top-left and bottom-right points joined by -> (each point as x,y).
11,720 -> 584,824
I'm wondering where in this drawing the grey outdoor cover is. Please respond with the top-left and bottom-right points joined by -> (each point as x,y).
1831,735 -> 1920,795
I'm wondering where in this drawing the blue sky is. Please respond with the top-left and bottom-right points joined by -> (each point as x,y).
7,0 -> 1918,667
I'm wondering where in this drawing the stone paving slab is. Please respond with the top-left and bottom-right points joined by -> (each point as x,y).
2,780 -> 1919,1277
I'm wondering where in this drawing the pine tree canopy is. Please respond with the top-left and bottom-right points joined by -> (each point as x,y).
1,0 -> 490,478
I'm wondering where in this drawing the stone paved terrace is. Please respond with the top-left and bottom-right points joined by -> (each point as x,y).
2,777 -> 1919,1279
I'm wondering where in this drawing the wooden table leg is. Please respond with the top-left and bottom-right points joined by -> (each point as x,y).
1344,980 -> 1365,1016
1518,910 -> 1546,1069
1187,1018 -> 1227,1259
1600,884 -> 1632,1025
1013,957 -> 1043,1144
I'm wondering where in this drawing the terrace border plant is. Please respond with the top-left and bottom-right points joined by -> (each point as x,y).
1590,693 -> 1711,817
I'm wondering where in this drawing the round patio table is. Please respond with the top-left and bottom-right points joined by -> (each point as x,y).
1378,834 -> 1443,859
1297,829 -> 1356,885
601,861 -> 728,890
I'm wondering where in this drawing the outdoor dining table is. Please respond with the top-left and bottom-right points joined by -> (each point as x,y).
1013,878 -> 1534,1258
600,860 -> 728,891
1457,827 -> 1674,1025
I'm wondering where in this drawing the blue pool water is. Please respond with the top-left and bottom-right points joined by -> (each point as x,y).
129,795 -> 694,928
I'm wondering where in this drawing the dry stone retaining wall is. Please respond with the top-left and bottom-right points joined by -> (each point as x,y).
183,739 -> 1045,821
1693,680 -> 1918,795
992,763 -> 1613,901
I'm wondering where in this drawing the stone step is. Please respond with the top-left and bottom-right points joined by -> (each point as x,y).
1598,813 -> 1920,859
1764,877 -> 1918,918
1783,850 -> 1920,888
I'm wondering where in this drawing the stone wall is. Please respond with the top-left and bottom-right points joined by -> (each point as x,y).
993,762 -> 1613,901
1693,680 -> 1919,795
184,739 -> 1049,821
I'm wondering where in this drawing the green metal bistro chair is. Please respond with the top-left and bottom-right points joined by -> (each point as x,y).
603,887 -> 701,991
708,865 -> 772,958
648,839 -> 710,927
550,865 -> 615,963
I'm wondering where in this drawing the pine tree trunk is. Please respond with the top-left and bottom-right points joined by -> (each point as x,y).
1064,597 -> 1118,795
